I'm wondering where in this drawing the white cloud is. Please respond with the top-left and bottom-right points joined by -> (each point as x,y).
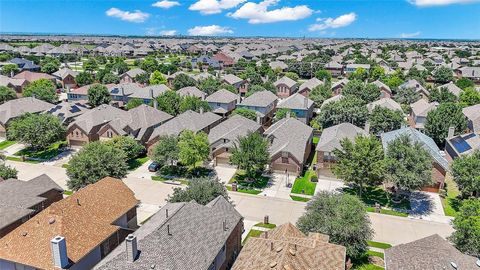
400,31 -> 421,38
188,25 -> 233,35
106,8 -> 150,23
189,0 -> 246,15
228,0 -> 313,24
308,12 -> 357,31
408,0 -> 480,6
160,30 -> 178,36
152,0 -> 180,9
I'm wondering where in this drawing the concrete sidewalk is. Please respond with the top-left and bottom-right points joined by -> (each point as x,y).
258,173 -> 293,199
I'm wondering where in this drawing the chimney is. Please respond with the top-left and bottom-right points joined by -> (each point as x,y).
150,88 -> 154,99
447,126 -> 455,139
199,107 -> 204,114
237,94 -> 241,104
121,86 -> 125,97
364,122 -> 370,134
51,236 -> 68,269
10,70 -> 14,78
153,99 -> 158,110
165,209 -> 169,218
286,111 -> 290,119
125,234 -> 138,262
223,220 -> 227,231
304,96 -> 308,109
256,114 -> 261,124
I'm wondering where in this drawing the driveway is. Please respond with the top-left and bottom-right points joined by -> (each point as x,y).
258,173 -> 293,199
409,191 -> 452,223
2,142 -> 26,156
127,159 -> 155,179
314,177 -> 345,194
214,165 -> 237,184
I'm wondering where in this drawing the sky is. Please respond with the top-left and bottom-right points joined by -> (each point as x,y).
1,0 -> 480,39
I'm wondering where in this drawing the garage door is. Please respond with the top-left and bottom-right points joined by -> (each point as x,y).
271,163 -> 299,176
215,156 -> 230,166
69,139 -> 86,148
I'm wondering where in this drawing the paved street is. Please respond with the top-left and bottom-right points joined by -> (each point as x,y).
6,160 -> 455,246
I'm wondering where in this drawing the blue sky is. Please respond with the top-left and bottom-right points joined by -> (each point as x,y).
1,0 -> 479,39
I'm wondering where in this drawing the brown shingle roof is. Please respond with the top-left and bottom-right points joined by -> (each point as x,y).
0,177 -> 138,270
232,223 -> 346,270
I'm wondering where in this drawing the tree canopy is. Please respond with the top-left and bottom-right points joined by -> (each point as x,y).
23,78 -> 57,103
230,132 -> 269,180
172,73 -> 197,90
0,86 -> 17,104
178,130 -> 210,168
315,96 -> 368,129
167,177 -> 230,205
152,135 -> 179,166
342,80 -> 380,104
125,98 -> 144,110
459,87 -> 480,106
105,136 -> 144,160
429,87 -> 457,104
179,95 -> 211,113
87,84 -> 111,107
75,72 -> 95,86
425,102 -> 468,145
297,191 -> 373,259
232,107 -> 257,121
451,150 -> 480,197
155,90 -> 181,116
432,66 -> 454,83
368,107 -> 405,135
448,199 -> 480,257
149,70 -> 167,85
309,83 -> 332,108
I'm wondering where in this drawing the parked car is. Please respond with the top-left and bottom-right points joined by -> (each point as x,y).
148,162 -> 160,172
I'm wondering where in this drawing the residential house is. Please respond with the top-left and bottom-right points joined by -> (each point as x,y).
367,98 -> 403,113
455,66 -> 480,82
177,86 -> 206,100
125,104 -> 174,144
237,90 -> 278,126
325,61 -> 344,77
9,58 -> 40,72
206,89 -> 238,116
13,70 -> 56,85
222,74 -> 248,95
108,83 -> 170,106
232,223 -> 346,270
209,115 -> 262,166
264,117 -> 313,175
462,104 -> 480,133
399,79 -> 430,99
119,68 -> 146,84
0,177 -> 138,270
316,123 -> 367,169
0,74 -> 27,95
52,68 -> 79,89
321,94 -> 344,109
146,110 -> 222,153
409,99 -> 438,130
331,78 -> 349,95
372,80 -> 393,98
0,174 -> 63,238
274,76 -> 298,98
192,55 -> 221,70
345,64 -> 370,74
213,52 -> 236,68
269,60 -> 288,71
277,93 -> 314,124
94,196 -> 243,270
45,101 -> 90,124
384,234 -> 478,270
298,77 -> 323,96
445,133 -> 480,160
438,81 -> 462,97
381,127 -> 449,190
0,97 -> 53,138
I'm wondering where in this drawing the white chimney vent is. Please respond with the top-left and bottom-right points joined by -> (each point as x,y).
125,234 -> 138,262
51,236 -> 68,269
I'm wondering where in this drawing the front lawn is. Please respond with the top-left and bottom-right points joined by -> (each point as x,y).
229,170 -> 270,189
352,248 -> 385,270
254,222 -> 276,229
14,141 -> 67,161
0,140 -> 16,150
291,169 -> 317,195
366,206 -> 408,217
127,155 -> 150,170
441,176 -> 461,217
367,241 -> 392,250
226,185 -> 262,195
242,229 -> 263,244
290,195 -> 311,202
343,185 -> 411,211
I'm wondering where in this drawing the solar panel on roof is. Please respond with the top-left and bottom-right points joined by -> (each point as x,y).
450,137 -> 472,153
69,106 -> 81,113
463,133 -> 477,140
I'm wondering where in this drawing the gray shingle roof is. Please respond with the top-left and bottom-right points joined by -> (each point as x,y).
208,114 -> 261,146
264,117 -> 313,164
239,90 -> 277,107
148,110 -> 221,139
206,89 -> 238,104
177,86 -> 206,99
222,74 -> 243,85
0,97 -> 53,125
274,76 -> 297,88
68,104 -> 131,134
277,93 -> 314,110
316,123 -> 366,152
299,77 -> 323,92
367,98 -> 402,113
94,196 -> 242,270
385,234 -> 478,270
380,127 -> 449,171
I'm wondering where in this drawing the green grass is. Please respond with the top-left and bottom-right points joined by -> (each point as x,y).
367,250 -> 384,259
352,250 -> 385,270
226,185 -> 262,195
229,170 -> 270,189
343,186 -> 411,210
61,164 -> 69,169
367,241 -> 392,249
127,155 -> 149,170
254,223 -> 276,229
366,206 -> 408,217
14,141 -> 66,161
291,169 -> 317,195
151,175 -> 166,181
441,176 -> 461,217
312,136 -> 320,144
0,140 -> 16,150
151,175 -> 189,185
353,264 -> 384,270
242,229 -> 263,244
63,190 -> 73,196
290,195 -> 311,202
5,156 -> 40,164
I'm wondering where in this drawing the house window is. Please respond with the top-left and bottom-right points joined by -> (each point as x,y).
225,148 -> 229,152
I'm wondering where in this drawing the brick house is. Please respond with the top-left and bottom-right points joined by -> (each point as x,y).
222,74 -> 248,96
52,68 -> 79,89
274,76 -> 298,98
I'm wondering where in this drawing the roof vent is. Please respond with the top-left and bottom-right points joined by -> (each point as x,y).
167,224 -> 172,236
22,232 -> 27,237
276,246 -> 283,253
450,262 -> 458,269
269,261 -> 277,268
49,218 -> 56,224
150,264 -> 156,269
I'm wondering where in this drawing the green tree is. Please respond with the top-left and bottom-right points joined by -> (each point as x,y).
456,78 -> 475,90
167,177 -> 230,205
309,83 -> 332,108
284,72 -> 299,81
23,78 -> 57,103
297,191 -> 373,259
178,130 -> 209,168
349,67 -> 368,81
179,95 -> 211,113
451,150 -> 480,197
101,72 -> 120,84
429,87 -> 457,103
7,113 -> 65,150
198,77 -> 221,95
394,87 -> 420,105
1,64 -> 19,76
232,107 -> 257,121
0,86 -> 17,104
385,135 -> 433,193
425,103 -> 468,145
369,66 -> 385,81
126,98 -> 144,110
0,164 -> 18,179
342,80 -> 380,104
105,136 -> 144,160
459,87 -> 480,106
87,84 -> 111,107
246,84 -> 266,97
40,62 -> 59,74
448,199 -> 480,257
66,141 -> 128,191
76,72 -> 94,86
433,66 -> 454,83
134,72 -> 150,84
172,73 -> 197,90
383,75 -> 404,90
315,97 -> 368,129
333,135 -> 386,196
274,108 -> 296,122
149,70 -> 167,85
112,61 -> 129,74
152,135 -> 179,166
83,58 -> 98,72
230,132 -> 269,180
369,107 -> 405,135
140,57 -> 158,73
155,90 -> 181,115
314,69 -> 332,82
